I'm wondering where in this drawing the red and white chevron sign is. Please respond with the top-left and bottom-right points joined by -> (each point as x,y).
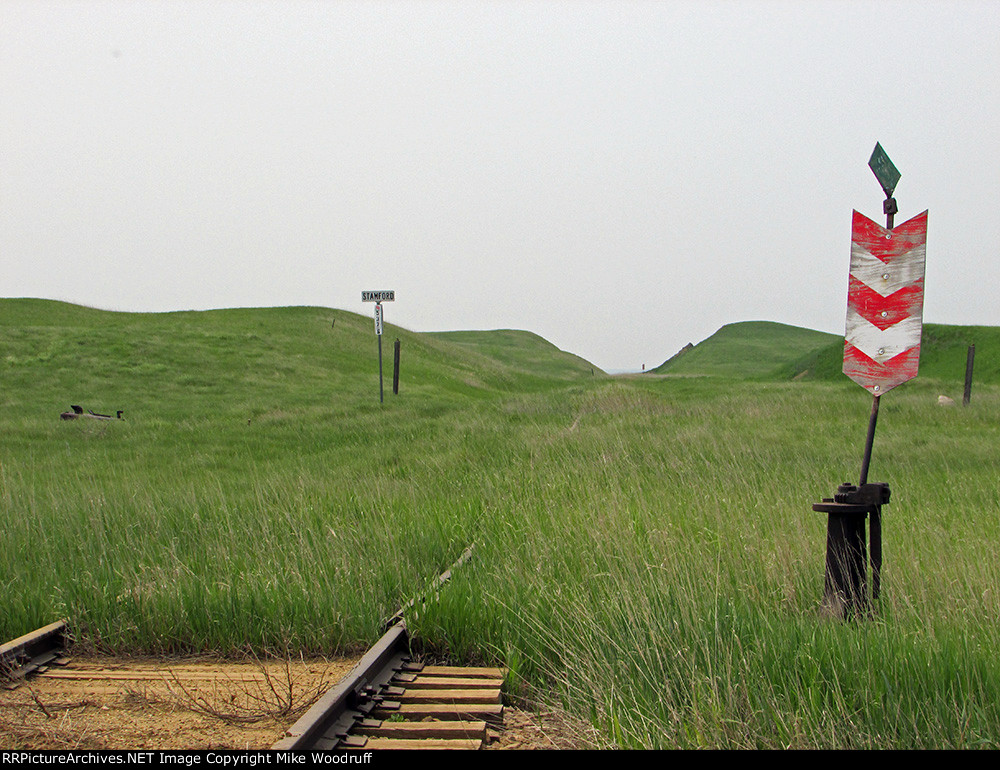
843,209 -> 928,394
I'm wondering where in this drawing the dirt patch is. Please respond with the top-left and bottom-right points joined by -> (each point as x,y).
0,656 -> 353,750
486,706 -> 602,750
1,656 -> 598,750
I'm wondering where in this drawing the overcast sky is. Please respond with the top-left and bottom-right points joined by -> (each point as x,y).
4,1 -> 999,371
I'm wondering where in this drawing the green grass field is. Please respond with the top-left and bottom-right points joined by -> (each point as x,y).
3,299 -> 1000,748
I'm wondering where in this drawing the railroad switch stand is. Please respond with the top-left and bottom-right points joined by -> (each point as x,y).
813,482 -> 890,618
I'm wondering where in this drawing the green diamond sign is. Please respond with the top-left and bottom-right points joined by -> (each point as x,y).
868,142 -> 901,198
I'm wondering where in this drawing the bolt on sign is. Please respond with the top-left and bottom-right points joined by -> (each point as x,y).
843,209 -> 928,394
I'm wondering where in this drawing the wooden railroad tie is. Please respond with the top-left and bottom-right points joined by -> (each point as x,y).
342,664 -> 506,750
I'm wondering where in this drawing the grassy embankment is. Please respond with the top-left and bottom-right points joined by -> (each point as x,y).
3,300 -> 1000,748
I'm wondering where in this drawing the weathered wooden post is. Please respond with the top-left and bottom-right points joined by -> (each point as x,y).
393,338 -> 401,395
964,344 -> 975,406
813,144 -> 928,618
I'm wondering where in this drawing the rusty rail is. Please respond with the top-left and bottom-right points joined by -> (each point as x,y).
1,620 -> 69,686
382,543 -> 475,630
272,621 -> 503,750
272,542 -> 501,750
273,621 -> 412,749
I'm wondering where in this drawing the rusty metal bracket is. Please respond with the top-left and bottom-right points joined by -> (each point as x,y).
813,482 -> 890,514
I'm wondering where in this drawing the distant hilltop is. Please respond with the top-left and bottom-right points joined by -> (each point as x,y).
650,321 -> 839,379
650,320 -> 998,385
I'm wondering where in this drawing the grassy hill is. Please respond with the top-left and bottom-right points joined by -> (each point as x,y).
425,329 -> 602,380
783,323 -> 1000,387
650,319 -> 999,390
0,297 -> 603,651
0,299 -> 601,419
651,321 -> 839,379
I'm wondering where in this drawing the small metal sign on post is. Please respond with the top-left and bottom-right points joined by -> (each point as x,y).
362,291 -> 394,403
813,143 -> 928,618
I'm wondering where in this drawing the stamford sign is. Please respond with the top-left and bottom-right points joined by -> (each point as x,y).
361,289 -> 395,403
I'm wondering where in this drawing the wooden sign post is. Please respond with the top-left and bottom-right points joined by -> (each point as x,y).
362,291 -> 395,403
964,345 -> 976,406
393,339 -> 401,396
813,144 -> 928,617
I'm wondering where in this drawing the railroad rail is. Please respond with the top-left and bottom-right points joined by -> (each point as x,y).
272,620 -> 504,750
0,620 -> 69,688
273,543 -> 505,750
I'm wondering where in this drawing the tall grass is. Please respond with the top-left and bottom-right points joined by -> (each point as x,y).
410,379 -> 1000,749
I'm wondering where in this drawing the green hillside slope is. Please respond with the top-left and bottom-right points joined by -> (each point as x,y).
0,298 -> 602,650
425,329 -> 603,380
0,299 -> 599,419
785,323 -> 1000,386
651,321 -> 839,379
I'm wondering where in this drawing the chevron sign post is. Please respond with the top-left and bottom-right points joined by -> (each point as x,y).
812,143 -> 929,618
843,209 -> 928,394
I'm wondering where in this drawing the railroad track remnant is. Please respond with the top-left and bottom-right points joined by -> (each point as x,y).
5,543 -> 504,750
274,543 -> 506,750
0,620 -> 70,688
273,621 -> 504,750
